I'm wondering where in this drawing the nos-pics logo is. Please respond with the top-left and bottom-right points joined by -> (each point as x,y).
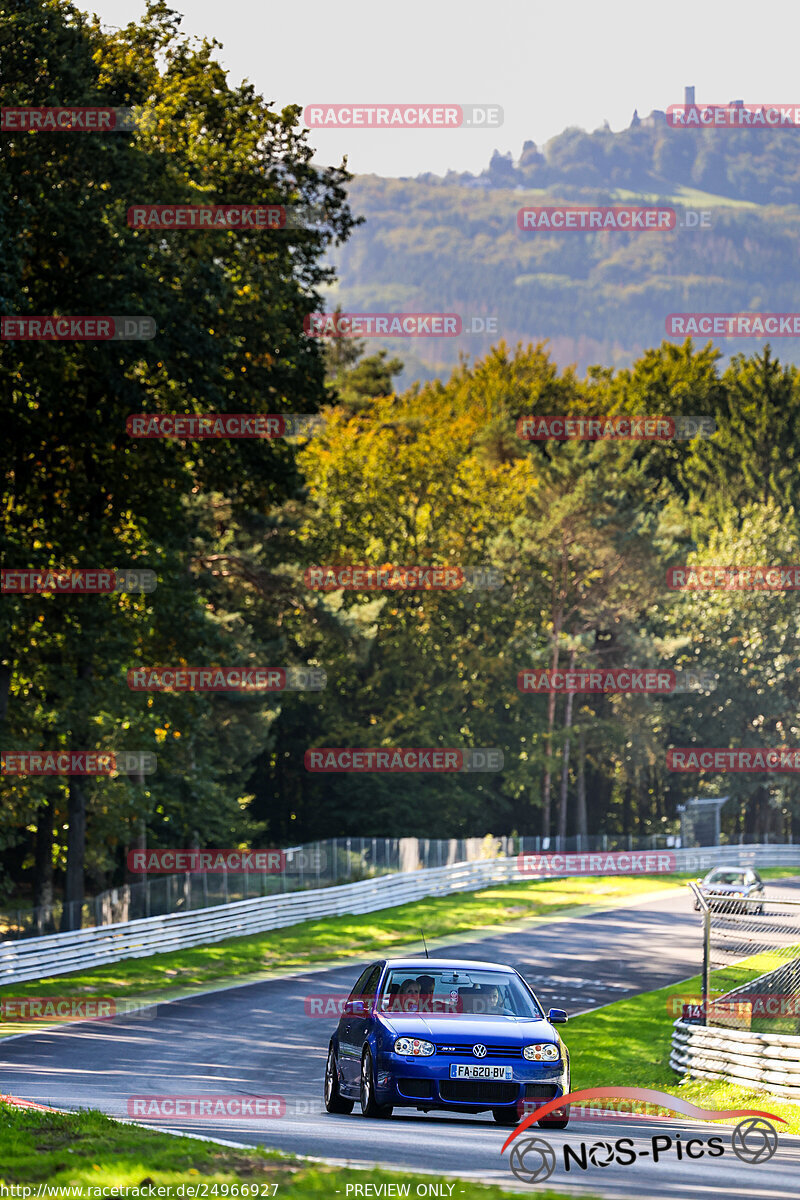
502,1089 -> 783,1184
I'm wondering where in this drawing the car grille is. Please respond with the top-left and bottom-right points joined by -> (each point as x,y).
434,1042 -> 522,1058
439,1080 -> 518,1104
525,1083 -> 559,1100
398,1078 -> 433,1099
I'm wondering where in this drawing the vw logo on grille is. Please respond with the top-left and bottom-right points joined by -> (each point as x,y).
473,1043 -> 487,1058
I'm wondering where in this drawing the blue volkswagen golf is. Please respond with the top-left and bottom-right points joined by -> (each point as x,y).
323,957 -> 570,1127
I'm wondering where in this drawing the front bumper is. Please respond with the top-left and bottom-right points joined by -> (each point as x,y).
375,1052 -> 567,1112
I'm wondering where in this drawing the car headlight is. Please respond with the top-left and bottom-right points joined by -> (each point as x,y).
524,1043 -> 560,1062
394,1037 -> 434,1056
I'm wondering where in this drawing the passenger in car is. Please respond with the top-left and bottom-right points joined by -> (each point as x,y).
395,979 -> 422,1011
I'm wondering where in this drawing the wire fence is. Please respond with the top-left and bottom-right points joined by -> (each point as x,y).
1,831 -> 687,940
690,881 -> 800,1035
2,830 -> 789,941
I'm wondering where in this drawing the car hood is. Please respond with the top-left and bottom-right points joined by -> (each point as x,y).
378,1013 -> 558,1043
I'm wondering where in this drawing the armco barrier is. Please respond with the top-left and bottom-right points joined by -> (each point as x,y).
0,858 -> 514,986
1,844 -> 797,986
670,1018 -> 800,1099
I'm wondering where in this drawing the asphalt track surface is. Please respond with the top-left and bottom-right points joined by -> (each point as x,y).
3,884 -> 800,1198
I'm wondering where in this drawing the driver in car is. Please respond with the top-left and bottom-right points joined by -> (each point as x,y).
417,974 -> 435,1012
483,984 -> 509,1014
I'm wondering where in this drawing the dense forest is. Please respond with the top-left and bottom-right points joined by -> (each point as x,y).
2,2 -> 799,918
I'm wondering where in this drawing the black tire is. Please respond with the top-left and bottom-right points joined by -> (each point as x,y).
492,1107 -> 519,1126
360,1047 -> 393,1118
324,1045 -> 354,1114
540,1114 -> 570,1130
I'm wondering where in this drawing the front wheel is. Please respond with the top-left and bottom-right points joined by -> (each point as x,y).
324,1046 -> 353,1114
541,1112 -> 570,1130
360,1047 -> 393,1118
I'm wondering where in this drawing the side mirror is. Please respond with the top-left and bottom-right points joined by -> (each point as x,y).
547,1008 -> 568,1024
345,999 -> 367,1016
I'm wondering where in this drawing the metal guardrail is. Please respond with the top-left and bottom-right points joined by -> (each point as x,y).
1,844 -> 798,987
670,1019 -> 800,1099
0,857 -> 515,985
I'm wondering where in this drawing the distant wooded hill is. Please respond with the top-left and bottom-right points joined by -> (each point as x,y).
324,120 -> 800,384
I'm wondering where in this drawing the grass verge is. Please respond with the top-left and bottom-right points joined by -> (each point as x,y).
0,1104 -> 597,1199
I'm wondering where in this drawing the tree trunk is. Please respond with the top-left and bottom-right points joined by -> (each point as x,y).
0,660 -> 11,726
576,727 -> 587,839
61,657 -> 92,932
540,609 -> 564,838
33,798 -> 55,933
557,646 -> 577,841
62,777 -> 87,931
125,813 -> 147,883
622,780 -> 633,838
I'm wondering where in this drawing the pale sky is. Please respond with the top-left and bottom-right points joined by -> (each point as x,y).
83,0 -> 799,177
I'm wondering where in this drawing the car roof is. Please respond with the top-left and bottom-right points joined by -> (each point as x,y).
382,958 -> 517,972
707,865 -> 753,872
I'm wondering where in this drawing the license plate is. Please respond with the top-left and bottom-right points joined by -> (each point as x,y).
449,1064 -> 513,1080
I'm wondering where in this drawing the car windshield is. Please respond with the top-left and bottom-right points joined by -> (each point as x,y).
707,870 -> 745,885
379,968 -> 543,1018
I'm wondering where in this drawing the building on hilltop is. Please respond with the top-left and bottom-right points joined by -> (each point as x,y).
634,84 -> 693,127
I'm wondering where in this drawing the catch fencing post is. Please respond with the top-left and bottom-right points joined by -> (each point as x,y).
689,882 -> 711,1027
